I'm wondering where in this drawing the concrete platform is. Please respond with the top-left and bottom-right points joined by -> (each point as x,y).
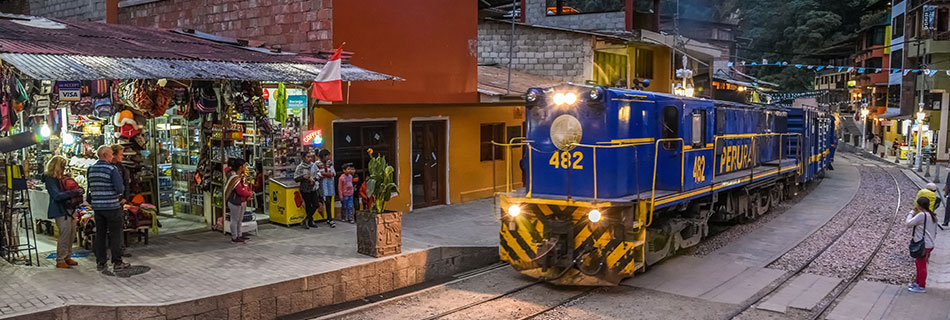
756,273 -> 840,313
0,199 -> 500,320
624,157 -> 860,305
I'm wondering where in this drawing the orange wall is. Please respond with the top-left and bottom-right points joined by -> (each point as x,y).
333,0 -> 479,105
312,104 -> 524,212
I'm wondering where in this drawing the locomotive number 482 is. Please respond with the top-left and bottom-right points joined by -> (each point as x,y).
549,151 -> 584,169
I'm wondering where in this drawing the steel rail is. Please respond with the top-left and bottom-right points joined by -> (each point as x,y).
722,156 -> 898,319
807,159 -> 903,320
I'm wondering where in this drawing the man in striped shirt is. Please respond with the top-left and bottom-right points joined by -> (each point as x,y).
87,146 -> 129,272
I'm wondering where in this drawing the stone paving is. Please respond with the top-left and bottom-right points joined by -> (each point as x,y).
0,199 -> 499,319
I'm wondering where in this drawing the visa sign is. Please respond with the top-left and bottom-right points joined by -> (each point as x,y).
57,81 -> 81,101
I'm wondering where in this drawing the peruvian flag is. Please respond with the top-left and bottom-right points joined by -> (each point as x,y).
312,47 -> 343,101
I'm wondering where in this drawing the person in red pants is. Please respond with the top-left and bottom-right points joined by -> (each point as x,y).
906,197 -> 938,293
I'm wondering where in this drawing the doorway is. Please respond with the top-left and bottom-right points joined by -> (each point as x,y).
411,120 -> 447,209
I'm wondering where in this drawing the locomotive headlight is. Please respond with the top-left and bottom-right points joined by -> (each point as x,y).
588,209 -> 602,223
508,205 -> 521,217
526,90 -> 538,102
564,92 -> 577,105
553,93 -> 566,105
589,88 -> 601,101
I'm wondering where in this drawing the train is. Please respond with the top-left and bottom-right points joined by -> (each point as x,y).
498,84 -> 835,286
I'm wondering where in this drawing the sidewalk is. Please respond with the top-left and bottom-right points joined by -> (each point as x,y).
826,165 -> 950,320
0,199 -> 500,319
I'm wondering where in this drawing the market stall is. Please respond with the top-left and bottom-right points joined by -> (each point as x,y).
0,14 -> 398,264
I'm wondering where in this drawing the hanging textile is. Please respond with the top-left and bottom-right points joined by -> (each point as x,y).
275,82 -> 287,126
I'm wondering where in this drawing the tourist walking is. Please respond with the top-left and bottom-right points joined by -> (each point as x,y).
43,156 -> 83,269
314,149 -> 336,228
294,152 -> 320,229
907,197 -> 938,293
872,134 -> 881,154
943,171 -> 950,227
225,158 -> 253,242
87,146 -> 129,272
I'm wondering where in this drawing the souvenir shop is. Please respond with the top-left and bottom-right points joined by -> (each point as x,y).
0,68 -> 321,265
0,16 -> 397,265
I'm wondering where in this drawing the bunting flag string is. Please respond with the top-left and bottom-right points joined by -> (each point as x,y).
727,60 -> 950,77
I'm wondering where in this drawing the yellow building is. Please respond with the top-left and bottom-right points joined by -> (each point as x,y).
311,103 -> 525,212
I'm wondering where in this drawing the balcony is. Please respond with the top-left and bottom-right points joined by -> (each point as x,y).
906,36 -> 950,56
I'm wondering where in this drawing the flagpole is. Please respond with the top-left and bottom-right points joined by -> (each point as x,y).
506,0 -> 517,96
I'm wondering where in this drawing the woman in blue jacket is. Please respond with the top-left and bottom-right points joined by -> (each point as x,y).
43,156 -> 83,269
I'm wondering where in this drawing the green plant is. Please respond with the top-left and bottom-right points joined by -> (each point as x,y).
365,152 -> 398,213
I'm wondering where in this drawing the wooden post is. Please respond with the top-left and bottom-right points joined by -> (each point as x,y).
106,0 -> 119,24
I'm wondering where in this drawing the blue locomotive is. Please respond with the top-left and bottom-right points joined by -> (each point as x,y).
498,84 -> 834,286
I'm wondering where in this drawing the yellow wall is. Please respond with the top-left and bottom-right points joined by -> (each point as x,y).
311,104 -> 524,213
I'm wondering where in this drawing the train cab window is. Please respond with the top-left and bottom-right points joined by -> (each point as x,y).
691,110 -> 706,147
662,106 -> 679,150
715,109 -> 725,134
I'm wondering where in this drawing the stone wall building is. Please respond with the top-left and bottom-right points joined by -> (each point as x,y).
1,0 -> 105,21
478,20 -> 594,83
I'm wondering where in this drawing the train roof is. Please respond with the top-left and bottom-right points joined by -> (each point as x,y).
529,83 -> 788,111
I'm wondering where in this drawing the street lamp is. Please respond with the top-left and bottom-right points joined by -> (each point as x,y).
860,105 -> 869,150
915,102 -> 926,171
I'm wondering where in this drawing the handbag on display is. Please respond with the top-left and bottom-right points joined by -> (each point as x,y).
92,97 -> 114,119
195,83 -> 219,114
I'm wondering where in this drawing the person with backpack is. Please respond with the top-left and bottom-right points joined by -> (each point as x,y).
43,156 -> 84,269
906,197 -> 938,293
916,183 -> 940,212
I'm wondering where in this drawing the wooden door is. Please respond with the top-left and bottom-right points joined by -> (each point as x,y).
411,121 -> 446,209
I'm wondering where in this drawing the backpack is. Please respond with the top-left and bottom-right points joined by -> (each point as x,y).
60,177 -> 83,209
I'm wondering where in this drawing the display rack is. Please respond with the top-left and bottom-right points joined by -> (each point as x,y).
0,156 -> 40,266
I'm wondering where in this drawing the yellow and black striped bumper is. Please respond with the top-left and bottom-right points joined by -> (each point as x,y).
499,195 -> 646,286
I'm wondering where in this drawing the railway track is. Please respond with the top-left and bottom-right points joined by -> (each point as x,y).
727,155 -> 903,319
315,263 -> 596,320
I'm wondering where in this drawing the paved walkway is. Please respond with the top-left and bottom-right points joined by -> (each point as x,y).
826,166 -> 950,320
0,199 -> 499,319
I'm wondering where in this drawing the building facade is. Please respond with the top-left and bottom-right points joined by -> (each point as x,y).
897,0 -> 950,160
108,0 -> 523,212
478,0 -> 717,97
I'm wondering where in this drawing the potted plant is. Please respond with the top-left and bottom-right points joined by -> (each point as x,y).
356,149 -> 402,257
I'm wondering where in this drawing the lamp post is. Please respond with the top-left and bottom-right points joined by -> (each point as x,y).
860,105 -> 869,150
915,103 -> 926,171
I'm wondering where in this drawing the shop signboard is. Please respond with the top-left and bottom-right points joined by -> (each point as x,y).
57,81 -> 81,101
287,94 -> 307,109
264,87 -> 306,119
301,129 -> 324,146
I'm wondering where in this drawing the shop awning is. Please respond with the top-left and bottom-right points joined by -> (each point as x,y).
0,14 -> 400,82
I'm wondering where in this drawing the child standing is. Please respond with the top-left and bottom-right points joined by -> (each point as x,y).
338,163 -> 356,223
314,149 -> 336,228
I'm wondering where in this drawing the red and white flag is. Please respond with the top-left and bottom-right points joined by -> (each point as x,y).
311,47 -> 343,101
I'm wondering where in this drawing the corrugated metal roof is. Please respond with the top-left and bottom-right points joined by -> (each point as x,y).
0,53 -> 395,81
477,65 -> 560,97
0,14 -> 400,81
